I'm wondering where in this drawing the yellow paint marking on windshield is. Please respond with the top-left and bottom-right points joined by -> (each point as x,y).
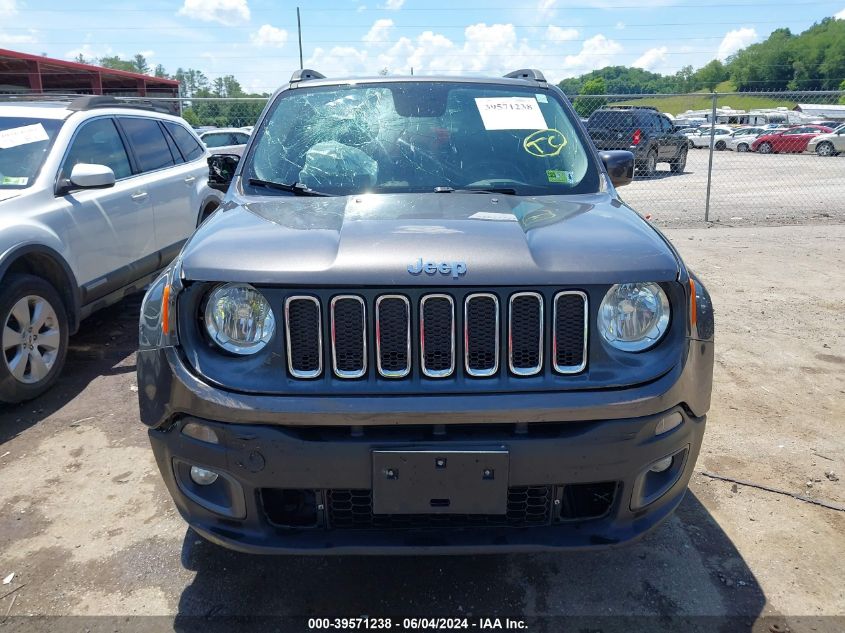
523,129 -> 567,157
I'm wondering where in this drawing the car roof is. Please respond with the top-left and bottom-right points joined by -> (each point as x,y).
0,102 -> 73,119
201,127 -> 250,135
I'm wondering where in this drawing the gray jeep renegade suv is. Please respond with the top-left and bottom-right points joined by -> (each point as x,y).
138,69 -> 714,554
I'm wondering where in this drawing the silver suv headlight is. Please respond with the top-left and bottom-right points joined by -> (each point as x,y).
598,282 -> 670,352
204,283 -> 276,355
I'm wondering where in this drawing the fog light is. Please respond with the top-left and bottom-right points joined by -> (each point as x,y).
182,421 -> 219,444
190,466 -> 219,486
649,456 -> 674,473
655,412 -> 683,436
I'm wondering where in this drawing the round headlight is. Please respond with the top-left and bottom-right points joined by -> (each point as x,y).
204,283 -> 275,355
598,282 -> 670,352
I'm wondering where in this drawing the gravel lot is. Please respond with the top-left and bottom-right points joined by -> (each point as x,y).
0,224 -> 843,633
621,149 -> 845,228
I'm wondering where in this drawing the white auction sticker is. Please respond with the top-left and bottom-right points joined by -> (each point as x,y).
475,97 -> 548,130
0,123 -> 49,149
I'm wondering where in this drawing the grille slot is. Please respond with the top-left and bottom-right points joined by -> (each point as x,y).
331,295 -> 366,379
326,486 -> 552,529
375,295 -> 411,378
553,291 -> 588,374
420,294 -> 455,378
464,293 -> 499,377
508,292 -> 543,376
285,296 -> 322,378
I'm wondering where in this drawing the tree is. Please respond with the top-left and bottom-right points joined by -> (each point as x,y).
74,53 -> 89,65
153,64 -> 169,78
98,55 -> 136,72
573,77 -> 607,117
693,60 -> 727,90
174,68 -> 210,98
132,54 -> 150,75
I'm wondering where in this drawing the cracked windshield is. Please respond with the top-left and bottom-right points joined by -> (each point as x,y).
248,82 -> 597,196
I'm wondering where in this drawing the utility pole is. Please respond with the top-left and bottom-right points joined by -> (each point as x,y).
297,7 -> 303,70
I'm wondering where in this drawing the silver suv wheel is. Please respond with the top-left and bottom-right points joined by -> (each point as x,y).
3,295 -> 62,384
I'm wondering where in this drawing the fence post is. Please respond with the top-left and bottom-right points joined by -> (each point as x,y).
704,92 -> 717,222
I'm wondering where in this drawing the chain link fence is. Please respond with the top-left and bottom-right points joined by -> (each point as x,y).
579,91 -> 845,226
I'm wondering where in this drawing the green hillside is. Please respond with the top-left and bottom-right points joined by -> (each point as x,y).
609,93 -> 797,117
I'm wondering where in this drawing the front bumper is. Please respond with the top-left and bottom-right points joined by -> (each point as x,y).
141,339 -> 712,554
150,406 -> 704,554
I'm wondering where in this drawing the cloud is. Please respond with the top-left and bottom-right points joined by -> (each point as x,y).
835,7 -> 845,18
305,22 -> 618,82
717,27 -> 757,61
251,24 -> 288,47
363,19 -> 394,43
563,34 -> 623,74
64,43 -> 114,61
178,0 -> 250,26
383,0 -> 404,8
615,21 -> 625,30
538,0 -> 557,14
546,25 -> 578,42
0,28 -> 36,45
632,46 -> 668,71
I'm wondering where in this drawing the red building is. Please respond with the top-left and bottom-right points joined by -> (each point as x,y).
0,48 -> 180,98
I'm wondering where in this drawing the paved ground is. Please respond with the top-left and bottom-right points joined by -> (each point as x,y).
0,224 -> 843,632
621,149 -> 845,228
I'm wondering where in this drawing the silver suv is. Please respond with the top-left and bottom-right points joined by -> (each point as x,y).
0,96 -> 222,403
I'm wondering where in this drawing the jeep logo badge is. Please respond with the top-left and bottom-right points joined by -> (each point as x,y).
407,258 -> 467,279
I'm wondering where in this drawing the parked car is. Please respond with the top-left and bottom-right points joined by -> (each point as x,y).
200,127 -> 251,157
137,68 -> 714,555
688,126 -> 734,150
726,127 -> 768,152
585,106 -> 688,176
806,123 -> 845,156
0,96 -> 223,402
751,125 -> 834,154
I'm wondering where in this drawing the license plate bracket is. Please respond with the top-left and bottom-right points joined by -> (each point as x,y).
372,448 -> 509,515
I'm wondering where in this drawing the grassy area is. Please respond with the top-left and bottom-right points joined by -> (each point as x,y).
610,82 -> 797,116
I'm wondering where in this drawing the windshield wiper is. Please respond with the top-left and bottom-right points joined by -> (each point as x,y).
248,178 -> 331,197
434,186 -> 518,195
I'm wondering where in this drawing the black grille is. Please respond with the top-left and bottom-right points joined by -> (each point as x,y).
465,294 -> 498,375
376,296 -> 410,376
286,297 -> 321,377
421,296 -> 454,376
331,297 -> 365,377
509,293 -> 542,374
326,486 -> 552,529
554,292 -> 587,372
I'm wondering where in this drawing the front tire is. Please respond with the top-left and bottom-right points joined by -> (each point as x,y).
816,142 -> 835,157
737,143 -> 749,152
0,274 -> 69,404
758,142 -> 773,154
715,140 -> 726,151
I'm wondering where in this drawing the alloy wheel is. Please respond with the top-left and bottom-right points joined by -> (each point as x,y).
2,295 -> 62,384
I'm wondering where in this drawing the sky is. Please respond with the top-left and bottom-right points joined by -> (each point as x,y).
1,0 -> 845,94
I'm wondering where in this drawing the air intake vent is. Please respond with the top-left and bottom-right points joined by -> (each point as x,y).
553,291 -> 587,374
420,294 -> 455,378
285,296 -> 322,378
508,292 -> 543,376
464,293 -> 499,377
331,295 -> 366,378
375,295 -> 411,378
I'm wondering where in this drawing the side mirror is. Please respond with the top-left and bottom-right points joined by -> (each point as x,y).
208,154 -> 240,192
69,163 -> 115,189
600,150 -> 634,188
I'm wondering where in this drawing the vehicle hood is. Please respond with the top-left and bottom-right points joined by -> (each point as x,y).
0,191 -> 21,204
179,191 -> 681,286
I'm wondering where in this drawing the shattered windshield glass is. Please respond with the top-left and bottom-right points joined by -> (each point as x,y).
246,82 -> 598,196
